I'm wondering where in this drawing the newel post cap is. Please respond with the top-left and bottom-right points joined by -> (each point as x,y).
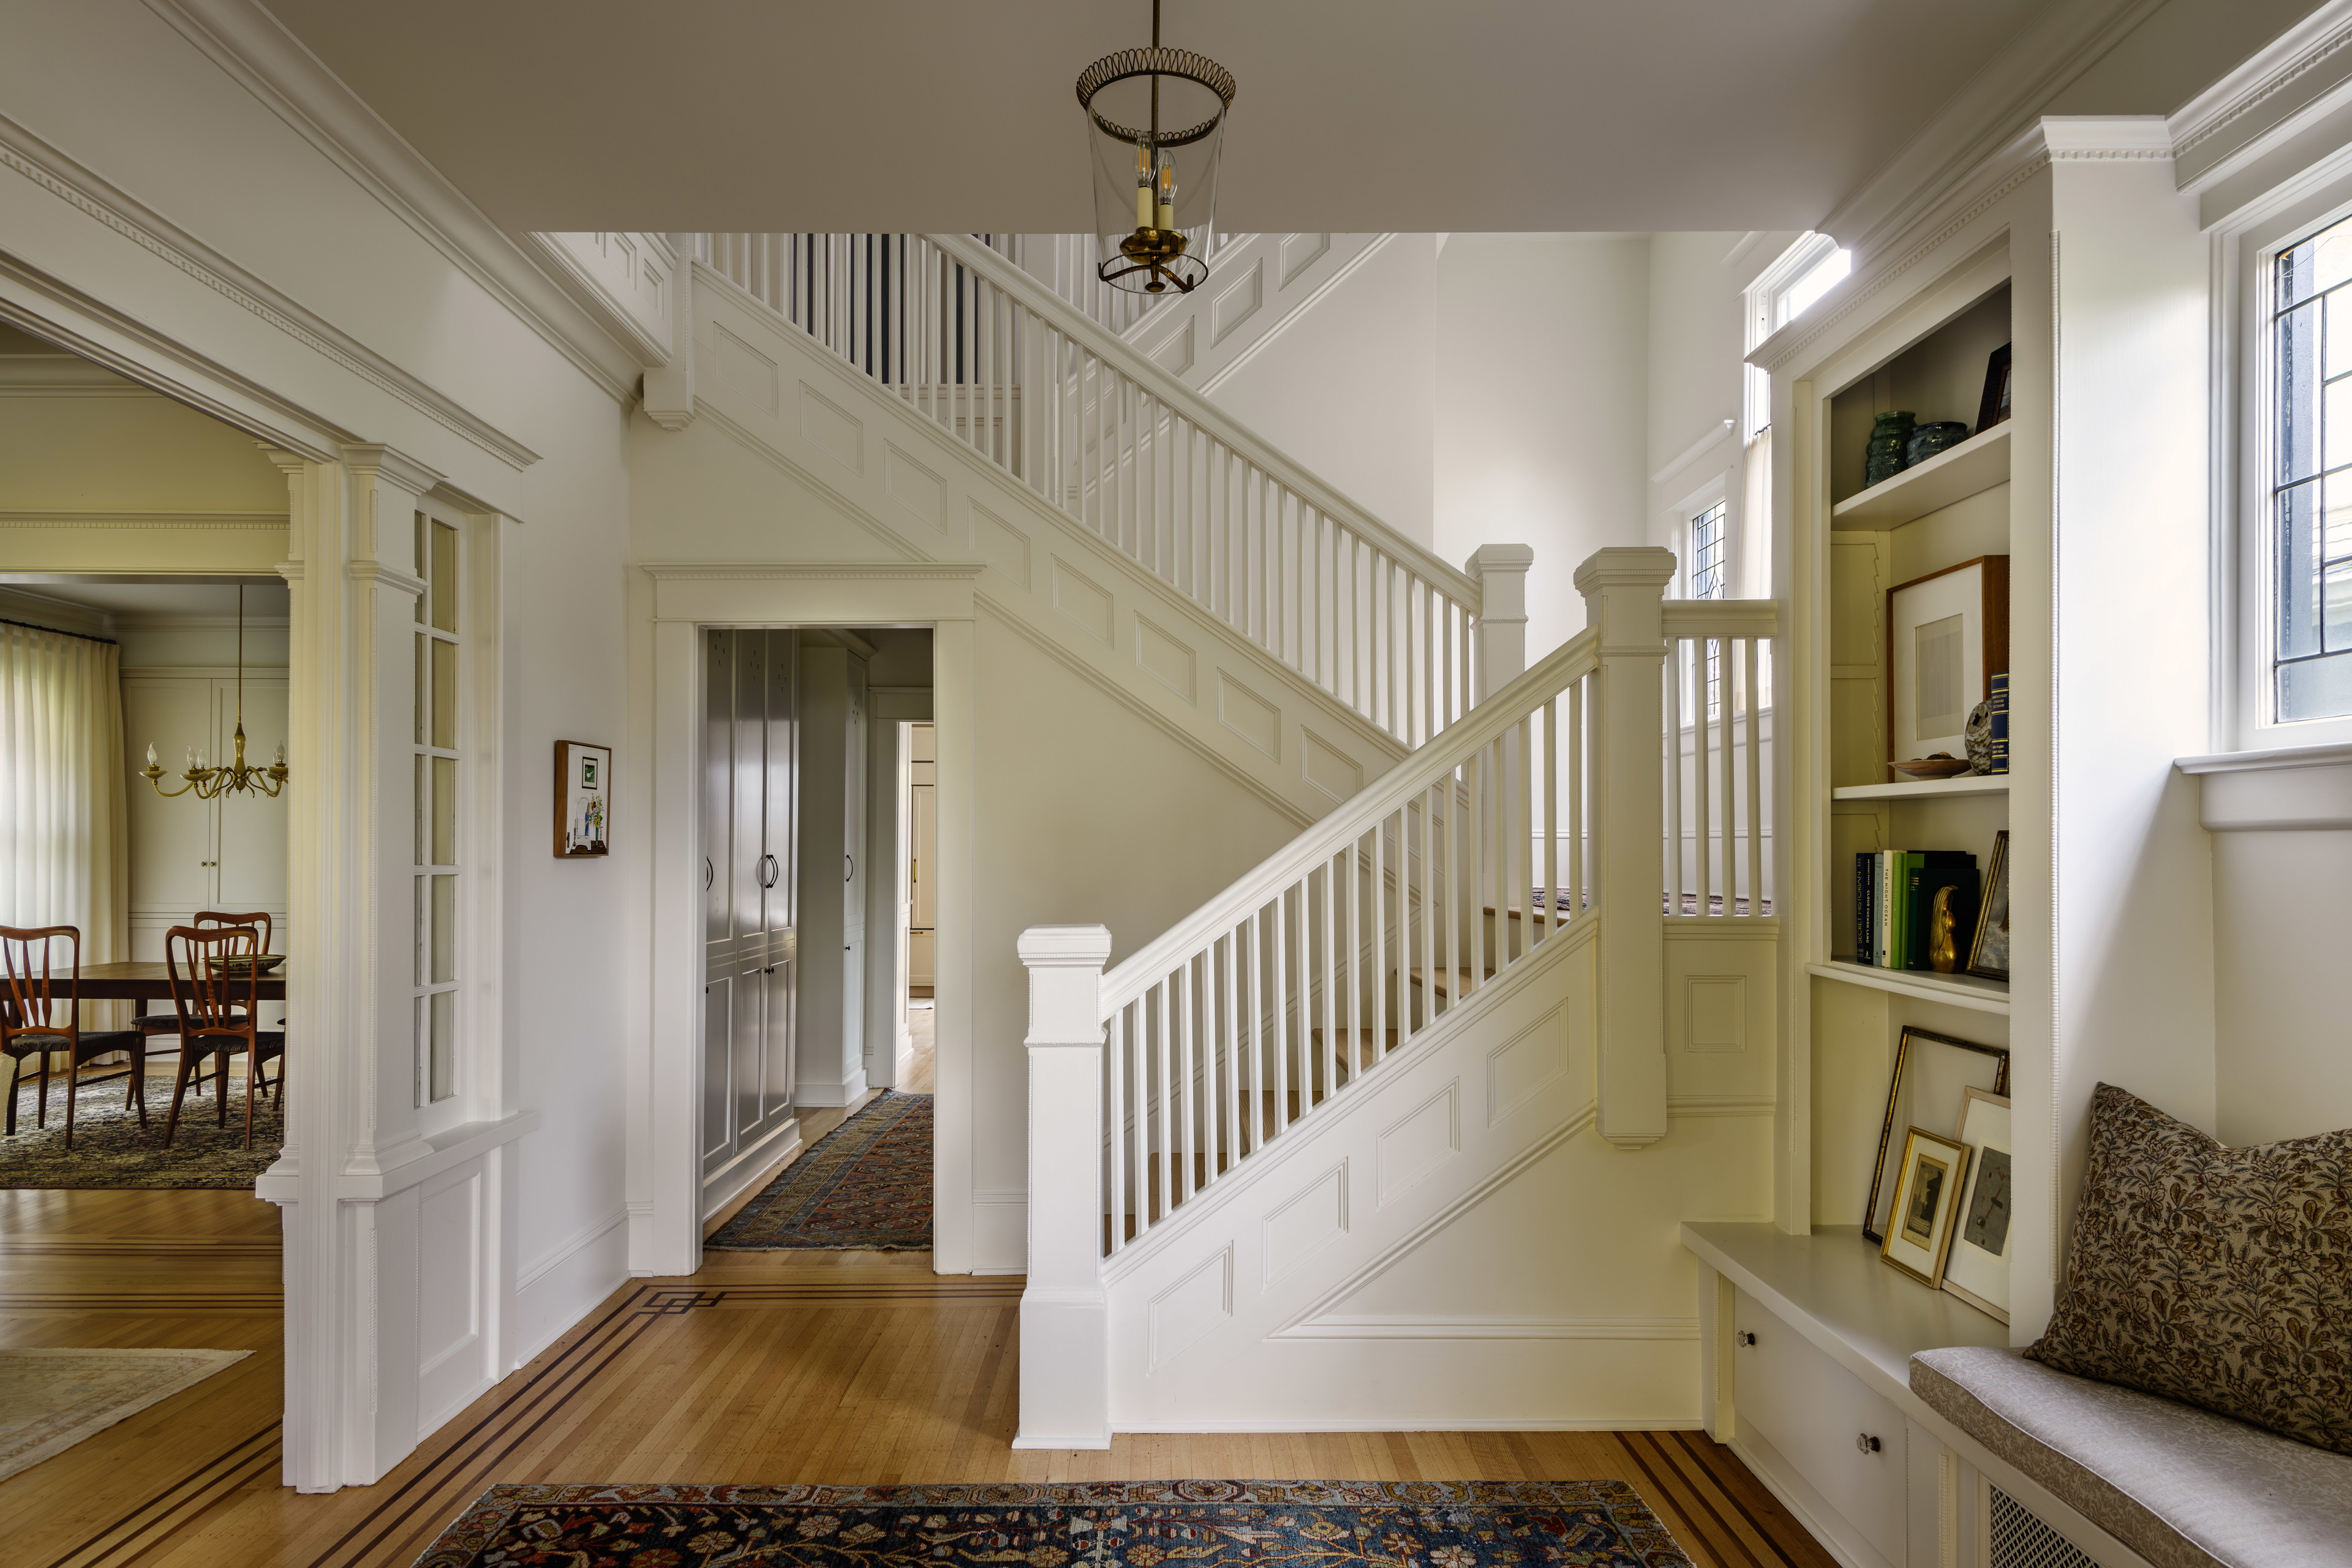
1466,543 -> 1535,577
1018,925 -> 1114,968
1572,546 -> 1678,597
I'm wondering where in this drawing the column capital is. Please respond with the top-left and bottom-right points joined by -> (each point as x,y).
338,442 -> 444,499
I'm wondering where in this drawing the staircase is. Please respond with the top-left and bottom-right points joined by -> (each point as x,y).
1017,554 -> 1779,1442
684,232 -> 1501,833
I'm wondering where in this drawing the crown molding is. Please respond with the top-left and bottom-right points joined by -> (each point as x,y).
141,0 -> 645,404
0,355 -> 157,396
0,509 -> 288,529
1817,0 -> 2169,264
0,109 -> 540,471
2171,0 -> 2352,192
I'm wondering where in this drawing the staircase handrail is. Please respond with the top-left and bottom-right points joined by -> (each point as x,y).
923,233 -> 1482,608
1099,623 -> 1598,1014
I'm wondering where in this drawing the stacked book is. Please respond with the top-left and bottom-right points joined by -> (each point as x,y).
1853,851 -> 1980,969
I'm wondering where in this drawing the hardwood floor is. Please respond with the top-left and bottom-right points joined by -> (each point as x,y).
0,1161 -> 1832,1568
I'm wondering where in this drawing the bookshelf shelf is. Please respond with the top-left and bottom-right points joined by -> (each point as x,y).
1806,960 -> 2010,1016
1830,423 -> 2010,530
1831,777 -> 2010,802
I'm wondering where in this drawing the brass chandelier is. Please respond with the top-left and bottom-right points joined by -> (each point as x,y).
1079,0 -> 1236,295
141,583 -> 288,801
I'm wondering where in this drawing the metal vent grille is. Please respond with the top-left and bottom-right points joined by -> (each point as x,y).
1989,1487 -> 2100,1568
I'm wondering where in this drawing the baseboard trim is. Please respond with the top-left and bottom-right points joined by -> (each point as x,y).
516,1206 -> 629,1292
1111,1417 -> 1706,1433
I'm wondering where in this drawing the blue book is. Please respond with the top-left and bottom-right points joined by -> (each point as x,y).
1989,672 -> 2009,774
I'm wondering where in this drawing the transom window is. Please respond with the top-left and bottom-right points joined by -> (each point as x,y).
413,510 -> 461,1106
2272,213 -> 2352,721
1690,500 -> 1729,717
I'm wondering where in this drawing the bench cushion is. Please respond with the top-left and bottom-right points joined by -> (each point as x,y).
1913,1346 -> 2352,1568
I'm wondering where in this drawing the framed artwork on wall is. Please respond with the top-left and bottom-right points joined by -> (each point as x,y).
1942,1087 -> 2013,1322
1881,1126 -> 1972,1287
1863,1025 -> 2010,1245
555,739 -> 612,858
1888,556 -> 2008,765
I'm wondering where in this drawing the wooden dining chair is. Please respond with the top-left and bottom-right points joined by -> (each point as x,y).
137,910 -> 282,1102
160,924 -> 282,1150
1,925 -> 145,1145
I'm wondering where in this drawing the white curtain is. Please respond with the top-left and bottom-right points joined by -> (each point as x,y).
0,620 -> 130,981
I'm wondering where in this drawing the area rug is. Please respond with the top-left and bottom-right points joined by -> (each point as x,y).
707,1092 -> 930,1250
415,1480 -> 1695,1568
0,1348 -> 251,1482
0,1072 -> 282,1188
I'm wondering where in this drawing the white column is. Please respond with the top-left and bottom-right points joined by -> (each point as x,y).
1012,924 -> 1113,1449
1467,543 -> 1534,702
1575,546 -> 1675,1150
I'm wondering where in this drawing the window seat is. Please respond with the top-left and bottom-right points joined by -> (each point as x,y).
1910,1346 -> 2352,1568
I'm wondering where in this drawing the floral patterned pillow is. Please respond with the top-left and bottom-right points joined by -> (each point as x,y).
2028,1083 -> 2352,1453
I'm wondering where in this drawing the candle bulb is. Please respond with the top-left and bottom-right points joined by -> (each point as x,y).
1156,165 -> 1177,232
275,743 -> 285,766
146,743 -> 158,768
185,747 -> 195,772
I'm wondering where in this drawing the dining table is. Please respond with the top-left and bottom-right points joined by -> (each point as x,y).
73,960 -> 288,1023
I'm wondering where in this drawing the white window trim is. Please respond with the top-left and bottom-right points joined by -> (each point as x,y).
1743,233 -> 1848,437
2227,164 -> 2352,752
1672,472 -> 1735,600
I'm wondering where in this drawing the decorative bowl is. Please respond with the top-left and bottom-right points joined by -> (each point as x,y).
208,954 -> 285,976
1890,756 -> 1972,781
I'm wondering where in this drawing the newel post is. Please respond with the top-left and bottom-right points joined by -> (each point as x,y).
1467,544 -> 1534,701
1012,924 -> 1114,1449
1575,547 -> 1677,1150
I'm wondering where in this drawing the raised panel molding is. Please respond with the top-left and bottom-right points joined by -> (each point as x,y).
1280,233 -> 1333,288
798,380 -> 862,471
1683,976 -> 1748,1052
710,327 -> 777,414
1135,614 -> 1197,704
1486,1005 -> 1567,1126
1298,728 -> 1362,804
1377,1080 -> 1460,1206
1210,261 -> 1266,347
1148,317 -> 1196,377
971,502 -> 1031,588
1261,1160 -> 1349,1287
1216,671 -> 1281,760
1050,556 -> 1114,646
884,442 -> 950,537
1148,1246 -> 1234,1370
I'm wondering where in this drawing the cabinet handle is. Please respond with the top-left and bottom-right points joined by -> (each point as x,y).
1736,1332 -> 1757,1347
703,858 -> 714,890
845,854 -> 854,883
1855,1433 -> 1881,1455
760,853 -> 779,888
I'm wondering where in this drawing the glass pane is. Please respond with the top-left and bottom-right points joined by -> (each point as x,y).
413,633 -> 428,744
431,638 -> 457,750
414,510 -> 428,582
2330,291 -> 2352,381
413,753 -> 427,865
413,874 -> 427,987
431,875 -> 457,983
2329,471 -> 2352,571
429,989 -> 456,1102
2278,300 -> 2321,484
430,519 -> 459,633
2280,218 -> 2352,309
431,755 -> 457,865
2327,375 -> 2352,475
2330,558 -> 2352,654
413,994 -> 430,1109
2280,645 -> 2352,721
2280,481 -> 2322,661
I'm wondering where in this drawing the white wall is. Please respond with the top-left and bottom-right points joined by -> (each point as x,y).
1198,235 -> 1438,546
1436,235 -> 1654,658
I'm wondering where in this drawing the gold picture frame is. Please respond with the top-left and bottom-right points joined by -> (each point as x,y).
1881,1125 -> 1971,1287
1862,1026 -> 2010,1243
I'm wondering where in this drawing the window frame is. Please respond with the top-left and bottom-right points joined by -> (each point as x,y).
2232,168 -> 2352,750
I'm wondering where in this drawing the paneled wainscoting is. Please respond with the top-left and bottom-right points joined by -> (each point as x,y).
0,1191 -> 1831,1568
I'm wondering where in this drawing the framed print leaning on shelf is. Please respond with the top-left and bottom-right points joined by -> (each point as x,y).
1882,1126 -> 1972,1287
1888,556 -> 2008,764
1863,1026 -> 2010,1243
1943,1087 -> 2013,1322
555,739 -> 612,857
1969,830 -> 2011,981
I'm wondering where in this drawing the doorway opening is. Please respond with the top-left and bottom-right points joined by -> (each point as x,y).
696,625 -> 935,1256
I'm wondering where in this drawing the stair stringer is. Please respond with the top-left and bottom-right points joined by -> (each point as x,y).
1123,233 -> 1391,394
1100,914 -> 1708,1431
685,260 -> 1408,829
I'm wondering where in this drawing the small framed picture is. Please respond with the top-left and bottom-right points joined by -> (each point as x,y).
1881,1126 -> 1971,1287
1975,343 -> 2013,434
1968,829 -> 2010,981
554,740 -> 612,858
1942,1087 -> 2012,1323
1888,557 -> 2009,766
1863,1025 -> 2009,1243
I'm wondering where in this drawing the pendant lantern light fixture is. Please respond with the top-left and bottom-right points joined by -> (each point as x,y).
141,583 -> 289,801
1077,0 -> 1235,295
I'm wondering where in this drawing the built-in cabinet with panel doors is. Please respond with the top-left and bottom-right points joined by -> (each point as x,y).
124,669 -> 288,961
793,635 -> 869,1110
700,628 -> 801,1217
908,722 -> 936,992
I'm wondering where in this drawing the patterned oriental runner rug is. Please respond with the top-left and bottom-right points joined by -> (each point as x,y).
707,1091 -> 932,1250
416,1480 -> 1695,1568
0,1074 -> 280,1189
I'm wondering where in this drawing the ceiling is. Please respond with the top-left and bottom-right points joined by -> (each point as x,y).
262,0 -> 2057,233
2,582 -> 290,619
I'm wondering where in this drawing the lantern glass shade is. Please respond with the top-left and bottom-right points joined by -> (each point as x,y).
1079,48 -> 1234,295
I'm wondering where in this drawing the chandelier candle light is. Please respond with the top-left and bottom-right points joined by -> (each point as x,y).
141,584 -> 288,800
1079,0 -> 1235,295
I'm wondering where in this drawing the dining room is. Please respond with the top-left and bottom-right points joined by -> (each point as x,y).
1,319 -> 296,1191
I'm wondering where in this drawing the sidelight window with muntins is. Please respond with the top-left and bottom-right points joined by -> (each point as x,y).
2274,213 -> 2352,720
412,510 -> 461,1106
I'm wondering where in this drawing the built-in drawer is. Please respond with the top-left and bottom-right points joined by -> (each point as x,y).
1735,1287 -> 1907,1565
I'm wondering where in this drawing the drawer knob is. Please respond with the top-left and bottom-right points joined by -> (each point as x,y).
1736,1332 -> 1757,1347
1855,1433 -> 1882,1455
